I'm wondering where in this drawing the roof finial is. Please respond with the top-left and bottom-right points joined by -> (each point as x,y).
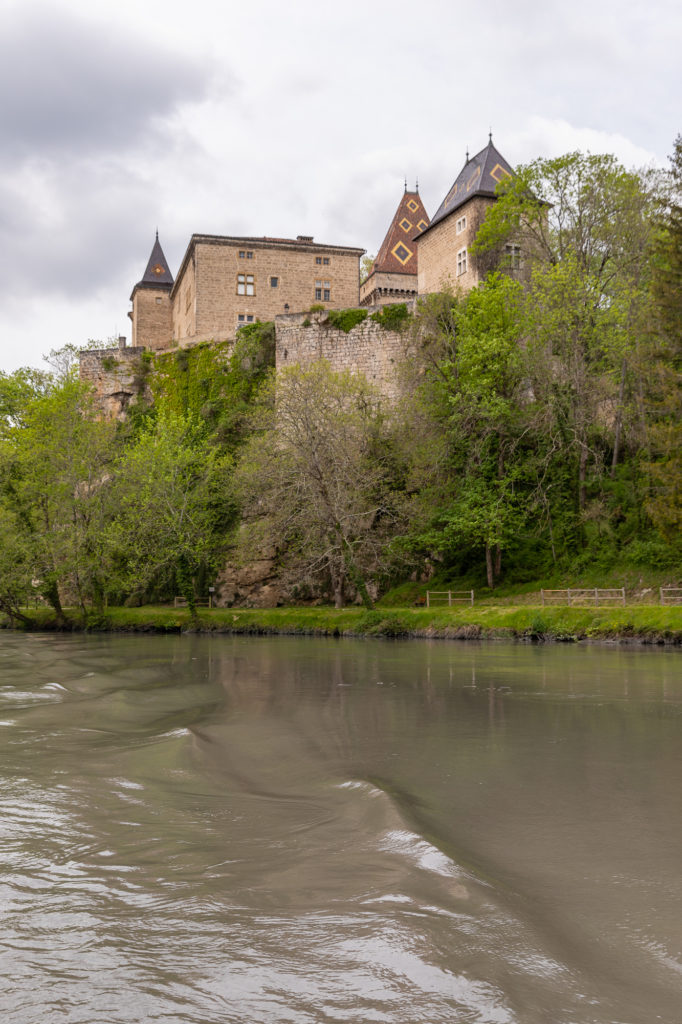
404,176 -> 408,193
466,145 -> 469,162
488,127 -> 493,144
415,177 -> 419,193
155,227 -> 159,241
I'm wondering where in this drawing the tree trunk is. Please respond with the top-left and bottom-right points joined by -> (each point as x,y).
45,580 -> 66,627
332,568 -> 344,609
611,360 -> 627,477
494,544 -> 502,579
578,445 -> 588,512
485,544 -> 494,589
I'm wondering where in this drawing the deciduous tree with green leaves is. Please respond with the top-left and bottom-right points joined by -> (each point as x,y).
234,362 -> 406,607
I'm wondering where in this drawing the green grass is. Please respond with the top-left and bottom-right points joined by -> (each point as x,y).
4,602 -> 682,643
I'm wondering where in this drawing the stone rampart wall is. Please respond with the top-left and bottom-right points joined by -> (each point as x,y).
275,309 -> 410,400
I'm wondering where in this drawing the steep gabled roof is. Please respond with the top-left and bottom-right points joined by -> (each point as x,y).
371,189 -> 430,276
425,141 -> 514,233
137,232 -> 174,288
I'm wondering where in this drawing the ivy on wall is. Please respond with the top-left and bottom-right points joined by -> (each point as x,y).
146,322 -> 275,453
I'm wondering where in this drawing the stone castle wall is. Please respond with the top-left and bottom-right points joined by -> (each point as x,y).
79,346 -> 148,420
275,309 -> 410,400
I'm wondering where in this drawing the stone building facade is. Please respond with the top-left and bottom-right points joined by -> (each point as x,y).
129,233 -> 365,351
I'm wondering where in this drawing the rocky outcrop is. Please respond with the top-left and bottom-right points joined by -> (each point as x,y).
79,345 -> 148,419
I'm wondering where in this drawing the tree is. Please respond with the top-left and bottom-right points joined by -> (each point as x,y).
234,362 -> 406,608
403,276 -> 530,587
646,135 -> 682,542
0,372 -> 119,623
360,253 -> 375,283
108,410 -> 233,613
473,151 -> 663,561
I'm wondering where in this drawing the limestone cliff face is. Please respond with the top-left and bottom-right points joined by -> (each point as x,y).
79,347 -> 149,419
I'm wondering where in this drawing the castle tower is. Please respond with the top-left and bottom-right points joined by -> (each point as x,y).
360,186 -> 430,307
129,233 -> 174,350
417,139 -> 514,295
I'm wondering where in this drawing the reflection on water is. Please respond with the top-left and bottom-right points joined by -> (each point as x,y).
0,633 -> 681,1023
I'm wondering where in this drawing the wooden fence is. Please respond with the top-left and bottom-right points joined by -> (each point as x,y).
660,587 -> 682,606
541,588 -> 626,607
173,596 -> 212,608
426,590 -> 474,608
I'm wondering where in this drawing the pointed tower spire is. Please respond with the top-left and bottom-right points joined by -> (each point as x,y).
138,233 -> 174,287
425,138 -> 514,231
369,187 -> 430,276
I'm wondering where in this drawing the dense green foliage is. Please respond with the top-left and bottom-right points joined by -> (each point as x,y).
0,324 -> 274,624
325,308 -> 368,333
398,148 -> 681,586
370,302 -> 411,331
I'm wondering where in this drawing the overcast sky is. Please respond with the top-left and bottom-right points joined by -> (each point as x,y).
0,0 -> 679,372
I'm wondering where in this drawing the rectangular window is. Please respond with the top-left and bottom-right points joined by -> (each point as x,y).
237,314 -> 255,327
505,243 -> 521,269
457,248 -> 467,276
270,276 -> 279,288
323,289 -> 330,301
239,250 -> 245,258
237,274 -> 255,296
315,257 -> 322,265
323,257 -> 330,265
315,288 -> 322,300
456,216 -> 466,234
246,251 -> 254,259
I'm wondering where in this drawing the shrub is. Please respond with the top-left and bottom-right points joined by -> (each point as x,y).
326,308 -> 368,333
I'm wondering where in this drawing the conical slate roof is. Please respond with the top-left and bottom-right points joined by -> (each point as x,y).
138,232 -> 174,287
371,189 -> 430,276
427,140 -> 514,231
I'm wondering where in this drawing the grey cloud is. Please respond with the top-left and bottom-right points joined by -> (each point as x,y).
0,7 -> 218,161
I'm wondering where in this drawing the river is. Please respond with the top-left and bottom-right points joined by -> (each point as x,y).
0,632 -> 680,1023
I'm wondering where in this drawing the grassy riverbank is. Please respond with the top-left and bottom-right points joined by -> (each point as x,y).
5,603 -> 682,643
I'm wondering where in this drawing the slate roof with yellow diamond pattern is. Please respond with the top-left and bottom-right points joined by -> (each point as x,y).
422,141 -> 514,235
370,189 -> 430,276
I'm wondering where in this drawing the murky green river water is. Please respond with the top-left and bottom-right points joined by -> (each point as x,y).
1,633 -> 680,1023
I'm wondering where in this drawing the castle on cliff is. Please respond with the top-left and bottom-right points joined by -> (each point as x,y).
128,138 -> 515,352
81,139 -> 520,415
